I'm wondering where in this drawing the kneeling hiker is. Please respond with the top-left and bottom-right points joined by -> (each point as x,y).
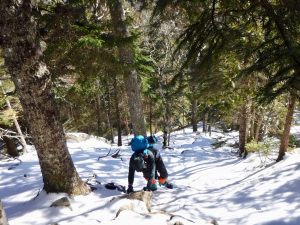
127,135 -> 173,194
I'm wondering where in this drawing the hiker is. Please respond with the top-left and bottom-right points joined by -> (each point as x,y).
127,135 -> 173,194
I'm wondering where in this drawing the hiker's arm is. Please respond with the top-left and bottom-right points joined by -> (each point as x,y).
128,155 -> 135,187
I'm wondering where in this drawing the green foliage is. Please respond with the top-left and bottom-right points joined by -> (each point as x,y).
135,49 -> 156,75
245,139 -> 274,156
289,134 -> 299,148
16,0 -> 297,140
77,35 -> 104,48
0,108 -> 15,126
0,74 -> 22,127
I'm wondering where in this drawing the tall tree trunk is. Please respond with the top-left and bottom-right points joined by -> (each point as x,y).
162,101 -> 171,148
105,85 -> 114,143
239,103 -> 250,158
191,98 -> 198,132
276,93 -> 297,162
249,106 -> 255,141
96,93 -> 102,137
107,0 -> 146,136
96,79 -> 102,137
123,114 -> 130,135
202,112 -> 208,132
0,200 -> 9,225
254,110 -> 264,142
149,100 -> 153,135
113,77 -> 122,146
0,0 -> 90,195
159,84 -> 170,148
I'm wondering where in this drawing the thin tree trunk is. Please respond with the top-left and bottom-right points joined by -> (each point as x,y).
96,79 -> 102,137
277,93 -> 297,162
207,111 -> 212,136
163,130 -> 168,147
203,112 -> 208,132
191,98 -> 198,132
96,95 -> 102,136
149,100 -> 153,135
249,106 -> 255,141
106,85 -> 114,143
0,0 -> 90,195
163,99 -> 171,147
239,103 -> 249,158
123,114 -> 130,135
113,77 -> 122,146
162,101 -> 171,148
182,110 -> 185,128
254,110 -> 264,142
157,69 -> 170,147
107,0 -> 146,136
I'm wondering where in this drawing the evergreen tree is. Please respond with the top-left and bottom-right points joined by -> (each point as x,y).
107,0 -> 147,136
0,0 -> 90,195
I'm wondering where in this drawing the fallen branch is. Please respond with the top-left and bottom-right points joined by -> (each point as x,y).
97,148 -> 121,160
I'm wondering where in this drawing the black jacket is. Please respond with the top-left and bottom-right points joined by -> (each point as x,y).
128,149 -> 156,188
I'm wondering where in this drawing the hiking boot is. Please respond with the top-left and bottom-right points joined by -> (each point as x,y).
160,181 -> 173,189
165,182 -> 173,189
159,177 -> 173,189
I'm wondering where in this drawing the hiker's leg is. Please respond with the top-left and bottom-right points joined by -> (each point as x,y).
156,157 -> 168,183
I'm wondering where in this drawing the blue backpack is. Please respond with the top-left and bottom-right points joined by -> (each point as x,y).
131,135 -> 149,152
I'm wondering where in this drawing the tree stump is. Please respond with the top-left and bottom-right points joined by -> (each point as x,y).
3,136 -> 19,157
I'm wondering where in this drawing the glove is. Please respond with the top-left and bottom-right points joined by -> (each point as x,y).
143,184 -> 157,192
127,185 -> 134,194
143,181 -> 157,192
149,183 -> 157,191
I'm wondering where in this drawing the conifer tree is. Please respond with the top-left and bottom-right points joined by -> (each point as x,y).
107,0 -> 147,136
0,0 -> 90,195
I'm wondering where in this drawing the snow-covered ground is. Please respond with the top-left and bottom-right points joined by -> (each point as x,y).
1,126 -> 300,225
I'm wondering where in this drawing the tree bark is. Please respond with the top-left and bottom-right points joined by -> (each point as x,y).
191,98 -> 198,132
239,103 -> 250,158
203,112 -> 208,132
105,84 -> 114,143
249,106 -> 255,141
162,102 -> 171,148
254,109 -> 264,142
3,136 -> 19,157
113,77 -> 122,146
149,100 -> 153,135
96,79 -> 103,137
276,93 -> 297,162
107,0 -> 147,136
0,0 -> 90,195
159,85 -> 171,148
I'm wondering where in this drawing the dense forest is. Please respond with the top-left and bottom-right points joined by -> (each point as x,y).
0,0 -> 299,200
